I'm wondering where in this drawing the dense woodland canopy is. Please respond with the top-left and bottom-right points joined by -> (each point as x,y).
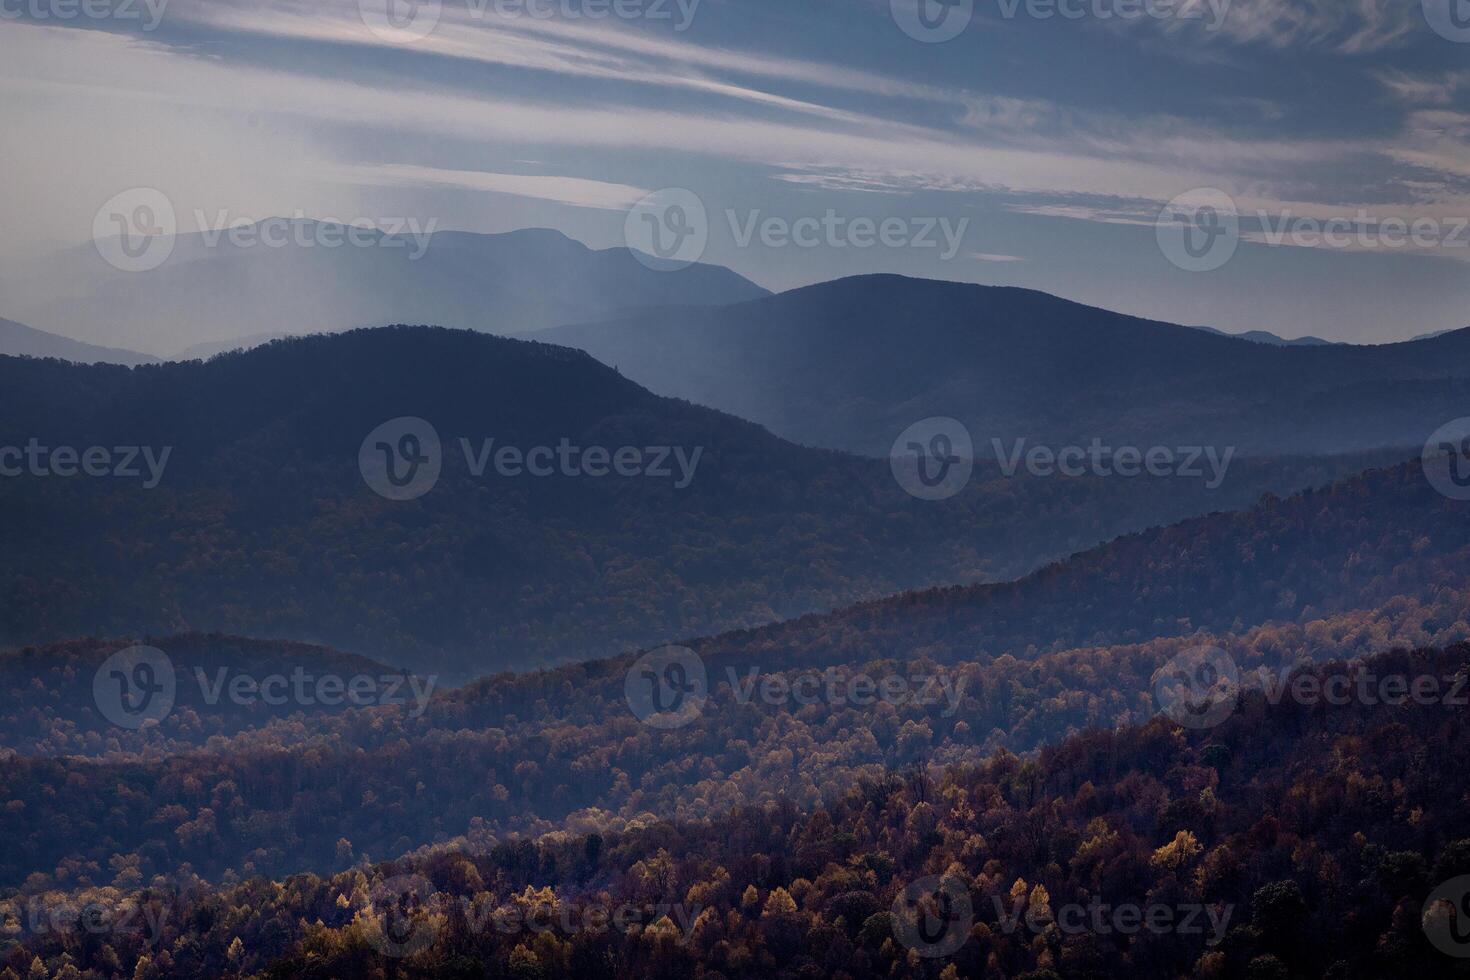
5,645 -> 1470,979
1,584 -> 1466,890
3,327 -> 1469,979
2,457 -> 1467,893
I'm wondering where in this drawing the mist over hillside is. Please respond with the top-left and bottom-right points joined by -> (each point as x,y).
4,455 -> 1466,896
8,2 -> 1470,977
537,275 -> 1470,457
4,224 -> 768,356
0,317 -> 157,366
0,325 -> 1405,677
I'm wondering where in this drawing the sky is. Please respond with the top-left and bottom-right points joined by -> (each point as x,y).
1,0 -> 1469,342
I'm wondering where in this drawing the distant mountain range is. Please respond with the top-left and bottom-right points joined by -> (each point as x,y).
1189,324 -> 1334,346
1410,326 -> 1470,341
0,317 -> 157,365
5,224 -> 768,356
0,326 -> 1397,677
0,321 -> 306,363
536,274 -> 1470,456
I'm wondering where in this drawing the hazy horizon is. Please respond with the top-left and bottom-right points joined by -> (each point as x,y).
4,0 -> 1470,344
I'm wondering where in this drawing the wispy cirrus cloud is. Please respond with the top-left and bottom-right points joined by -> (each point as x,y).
1146,0 -> 1422,52
1375,68 -> 1470,106
3,0 -> 1469,339
165,0 -> 938,124
332,164 -> 650,210
4,12 -> 1461,231
0,18 -> 1290,207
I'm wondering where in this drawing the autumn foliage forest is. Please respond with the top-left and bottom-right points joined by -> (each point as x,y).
2,329 -> 1470,980
5,644 -> 1470,979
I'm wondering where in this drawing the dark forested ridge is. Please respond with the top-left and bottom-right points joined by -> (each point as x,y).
5,3 -> 1467,976
3,455 -> 1466,895
0,326 -> 1398,677
6,643 -> 1470,979
536,274 -> 1470,456
4,586 -> 1466,893
0,634 -> 413,753
4,298 -> 1470,980
677,456 -> 1470,670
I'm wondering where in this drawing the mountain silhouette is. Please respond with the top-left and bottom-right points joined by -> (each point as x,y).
0,316 -> 157,366
1188,324 -> 1334,346
0,325 -> 1395,676
537,274 -> 1470,456
10,224 -> 768,356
